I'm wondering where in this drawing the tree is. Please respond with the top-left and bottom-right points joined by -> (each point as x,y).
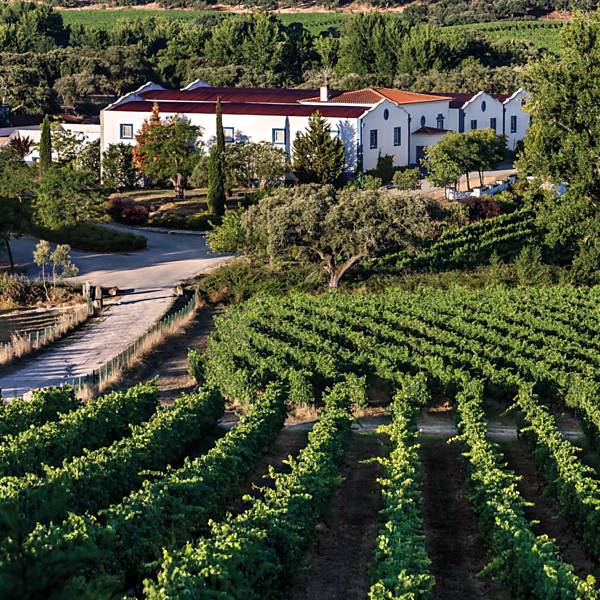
52,125 -> 87,165
421,138 -> 463,196
134,106 -> 203,198
224,141 -> 287,189
393,167 -> 421,190
207,97 -> 226,215
293,112 -> 346,185
519,12 -> 600,283
75,139 -> 101,182
33,240 -> 78,300
8,133 -> 33,161
238,184 -> 437,288
102,143 -> 138,191
38,114 -> 52,170
0,147 -> 32,267
35,166 -> 106,229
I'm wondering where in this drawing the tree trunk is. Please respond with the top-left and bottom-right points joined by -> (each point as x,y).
173,173 -> 186,199
465,171 -> 471,191
327,254 -> 366,289
4,238 -> 14,269
479,170 -> 484,187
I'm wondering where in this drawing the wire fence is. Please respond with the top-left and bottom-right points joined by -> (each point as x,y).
69,292 -> 197,392
0,302 -> 94,366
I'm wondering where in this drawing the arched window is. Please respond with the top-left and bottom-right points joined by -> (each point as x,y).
420,115 -> 426,127
436,114 -> 444,129
481,100 -> 487,112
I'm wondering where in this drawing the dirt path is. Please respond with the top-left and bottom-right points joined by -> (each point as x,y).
289,432 -> 385,600
499,439 -> 600,580
420,437 -> 498,600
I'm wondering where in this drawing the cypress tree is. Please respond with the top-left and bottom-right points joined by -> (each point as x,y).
293,112 -> 346,185
207,98 -> 226,216
39,115 -> 52,170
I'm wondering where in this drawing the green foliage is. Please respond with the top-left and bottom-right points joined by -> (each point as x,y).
187,347 -> 206,383
134,115 -> 203,199
241,184 -> 436,287
34,166 -> 106,229
2,385 -> 286,598
0,386 -> 225,550
38,114 -> 52,171
207,98 -> 226,215
0,387 -> 79,439
455,379 -> 596,598
392,167 -> 421,190
101,143 -> 138,191
520,12 -> 600,284
145,382 -> 354,599
369,374 -> 435,599
206,207 -> 246,253
224,141 -> 287,189
0,383 -> 158,478
367,154 -> 395,184
292,112 -> 346,186
514,245 -> 552,286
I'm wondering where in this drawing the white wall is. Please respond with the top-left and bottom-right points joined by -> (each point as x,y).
461,92 -> 504,134
360,100 -> 409,170
101,109 -> 360,171
504,90 -> 530,150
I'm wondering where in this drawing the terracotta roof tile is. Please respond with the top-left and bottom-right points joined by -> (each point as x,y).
413,126 -> 451,135
302,88 -> 451,105
141,87 -> 318,104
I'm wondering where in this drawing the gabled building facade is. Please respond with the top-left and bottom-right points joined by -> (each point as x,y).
100,82 -> 530,173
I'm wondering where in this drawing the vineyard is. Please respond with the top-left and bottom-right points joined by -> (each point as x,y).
1,284 -> 600,598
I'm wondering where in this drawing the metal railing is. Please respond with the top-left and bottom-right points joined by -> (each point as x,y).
69,292 -> 197,391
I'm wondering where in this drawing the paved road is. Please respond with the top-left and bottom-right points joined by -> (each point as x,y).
1,225 -> 230,398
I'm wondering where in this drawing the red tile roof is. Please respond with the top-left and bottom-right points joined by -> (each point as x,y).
111,100 -> 366,119
302,87 -> 451,105
141,87 -> 319,105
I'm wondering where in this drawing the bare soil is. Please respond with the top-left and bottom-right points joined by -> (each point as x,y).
420,437 -> 499,600
499,438 -> 600,581
288,432 -> 385,600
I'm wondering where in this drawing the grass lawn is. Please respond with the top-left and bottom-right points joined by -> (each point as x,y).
59,8 -> 347,34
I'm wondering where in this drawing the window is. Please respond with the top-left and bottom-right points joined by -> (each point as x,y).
510,115 -> 517,133
223,127 -> 234,143
481,101 -> 487,112
383,108 -> 390,121
120,124 -> 133,139
369,129 -> 378,149
436,114 -> 444,129
393,126 -> 401,147
272,128 -> 286,144
470,119 -> 478,130
331,127 -> 340,138
490,117 -> 497,132
420,115 -> 426,127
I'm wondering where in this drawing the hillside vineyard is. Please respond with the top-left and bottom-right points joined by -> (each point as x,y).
1,286 -> 600,597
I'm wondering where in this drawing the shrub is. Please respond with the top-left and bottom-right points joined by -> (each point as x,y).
148,212 -> 222,231
514,245 -> 552,286
392,167 -> 421,190
367,154 -> 395,183
188,348 -> 206,383
108,199 -> 149,226
463,196 -> 502,222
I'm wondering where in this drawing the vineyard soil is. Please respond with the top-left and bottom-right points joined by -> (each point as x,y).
420,437 -> 502,600
289,432 -> 385,600
500,438 -> 600,581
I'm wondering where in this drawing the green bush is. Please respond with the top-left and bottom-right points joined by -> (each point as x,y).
32,223 -> 146,252
367,154 -> 395,183
392,167 -> 421,190
148,212 -> 222,231
188,348 -> 206,383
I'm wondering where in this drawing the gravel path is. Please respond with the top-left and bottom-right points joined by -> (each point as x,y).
1,225 -> 230,398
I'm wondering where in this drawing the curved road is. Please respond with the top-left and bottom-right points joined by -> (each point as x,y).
0,225 -> 230,398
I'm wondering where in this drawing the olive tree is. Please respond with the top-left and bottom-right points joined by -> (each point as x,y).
236,184 -> 436,288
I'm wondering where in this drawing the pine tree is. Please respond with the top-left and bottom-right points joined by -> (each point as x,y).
207,98 -> 226,216
292,112 -> 346,185
39,114 -> 52,170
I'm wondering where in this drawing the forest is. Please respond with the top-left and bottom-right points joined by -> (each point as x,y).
0,2 -> 548,116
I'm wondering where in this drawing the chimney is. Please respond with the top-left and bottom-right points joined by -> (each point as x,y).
320,85 -> 329,102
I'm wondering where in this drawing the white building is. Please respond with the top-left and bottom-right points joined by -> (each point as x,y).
101,82 -> 530,172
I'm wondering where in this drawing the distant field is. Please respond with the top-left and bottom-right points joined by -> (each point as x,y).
442,20 -> 566,53
58,8 -> 347,33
